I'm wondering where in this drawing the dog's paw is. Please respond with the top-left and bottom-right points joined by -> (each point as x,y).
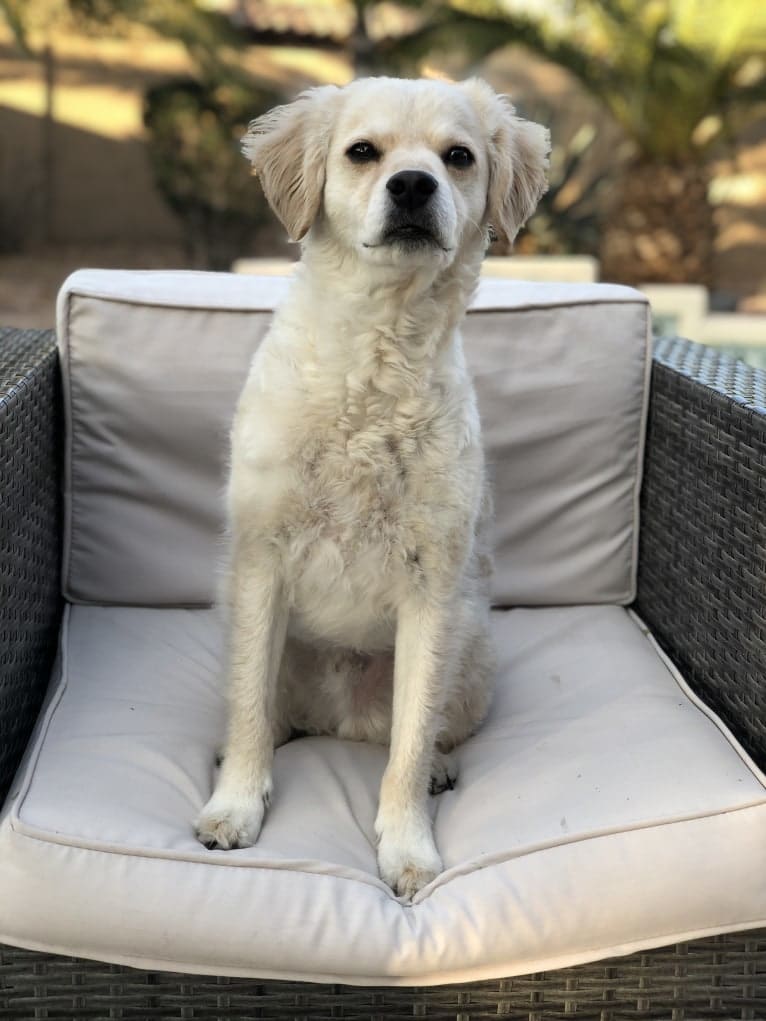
195,791 -> 269,850
429,750 -> 458,795
376,825 -> 442,899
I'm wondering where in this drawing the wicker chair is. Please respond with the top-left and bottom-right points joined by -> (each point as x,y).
0,315 -> 764,1020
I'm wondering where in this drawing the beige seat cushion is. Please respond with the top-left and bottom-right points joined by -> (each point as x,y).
56,270 -> 650,607
1,605 -> 763,983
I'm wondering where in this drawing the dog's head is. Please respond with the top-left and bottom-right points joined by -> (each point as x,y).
242,77 -> 549,270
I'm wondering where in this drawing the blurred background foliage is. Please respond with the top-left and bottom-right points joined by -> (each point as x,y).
143,77 -> 278,269
0,0 -> 764,299
388,0 -> 766,282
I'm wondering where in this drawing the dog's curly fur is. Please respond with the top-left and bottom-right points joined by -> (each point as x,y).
195,77 -> 549,898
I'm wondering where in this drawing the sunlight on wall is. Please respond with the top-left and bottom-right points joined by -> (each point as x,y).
0,79 -> 143,139
242,46 -> 351,87
0,23 -> 351,146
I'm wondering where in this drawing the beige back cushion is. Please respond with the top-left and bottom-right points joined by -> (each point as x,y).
56,270 -> 650,607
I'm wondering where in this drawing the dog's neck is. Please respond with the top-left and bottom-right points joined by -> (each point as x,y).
291,230 -> 486,365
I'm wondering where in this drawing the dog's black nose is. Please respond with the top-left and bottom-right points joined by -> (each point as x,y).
386,170 -> 438,211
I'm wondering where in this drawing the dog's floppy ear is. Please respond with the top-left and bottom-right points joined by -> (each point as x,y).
242,85 -> 339,242
482,91 -> 550,246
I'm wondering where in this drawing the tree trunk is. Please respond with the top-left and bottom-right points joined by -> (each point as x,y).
599,159 -> 714,287
350,0 -> 376,76
42,44 -> 55,243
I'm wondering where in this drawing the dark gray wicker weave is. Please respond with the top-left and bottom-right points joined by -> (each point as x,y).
0,328 -> 764,1020
0,328 -> 62,809
636,337 -> 766,772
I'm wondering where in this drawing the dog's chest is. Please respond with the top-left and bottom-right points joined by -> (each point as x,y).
280,391 -> 443,647
291,418 -> 414,571
304,422 -> 412,541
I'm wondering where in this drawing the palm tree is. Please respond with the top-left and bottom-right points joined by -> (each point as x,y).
391,0 -> 766,285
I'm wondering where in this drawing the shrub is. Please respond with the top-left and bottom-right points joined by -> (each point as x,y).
143,78 -> 280,270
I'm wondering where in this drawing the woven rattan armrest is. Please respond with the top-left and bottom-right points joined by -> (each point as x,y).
635,336 -> 766,773
0,327 -> 63,804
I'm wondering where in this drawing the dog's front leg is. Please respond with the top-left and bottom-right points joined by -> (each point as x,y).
375,595 -> 450,899
195,553 -> 287,850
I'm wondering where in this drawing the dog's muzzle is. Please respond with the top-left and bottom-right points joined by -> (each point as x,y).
382,170 -> 442,249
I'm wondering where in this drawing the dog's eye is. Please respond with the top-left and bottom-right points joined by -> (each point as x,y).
444,145 -> 474,168
346,141 -> 380,163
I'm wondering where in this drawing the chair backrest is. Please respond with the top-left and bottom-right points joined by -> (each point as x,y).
57,270 -> 650,608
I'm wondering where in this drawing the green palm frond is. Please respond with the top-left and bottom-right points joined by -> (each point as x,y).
397,0 -> 766,162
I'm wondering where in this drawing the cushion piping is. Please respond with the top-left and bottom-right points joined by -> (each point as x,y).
627,305 -> 653,603
57,270 -> 648,315
627,608 -> 766,786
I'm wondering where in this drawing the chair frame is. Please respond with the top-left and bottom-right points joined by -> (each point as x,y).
1,326 -> 764,1020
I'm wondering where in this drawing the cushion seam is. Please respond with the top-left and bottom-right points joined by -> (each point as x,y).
60,291 -> 75,599
61,288 -> 648,316
12,787 -> 766,900
627,608 -> 766,790
627,303 -> 653,603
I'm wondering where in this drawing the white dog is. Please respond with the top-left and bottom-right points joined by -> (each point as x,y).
195,76 -> 548,898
